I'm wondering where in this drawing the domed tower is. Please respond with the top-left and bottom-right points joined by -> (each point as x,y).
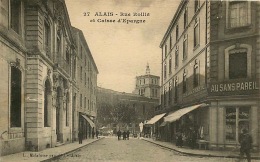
133,64 -> 160,99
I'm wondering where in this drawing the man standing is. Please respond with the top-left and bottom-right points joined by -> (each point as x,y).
117,130 -> 121,140
126,130 -> 130,140
78,131 -> 83,144
96,130 -> 99,139
239,128 -> 253,162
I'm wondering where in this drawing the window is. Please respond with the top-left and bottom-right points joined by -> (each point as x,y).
165,44 -> 167,57
85,73 -> 87,85
170,35 -> 172,49
44,79 -> 51,127
80,46 -> 83,59
183,34 -> 188,60
88,100 -> 90,110
144,79 -> 145,84
195,0 -> 199,12
65,92 -> 69,126
193,60 -> 199,87
72,57 -> 76,79
174,78 -> 178,102
80,66 -> 83,81
224,44 -> 251,79
183,69 -> 187,93
175,46 -> 179,67
44,22 -> 51,57
194,18 -> 199,47
11,0 -> 21,34
229,52 -> 247,79
65,47 -> 70,64
176,25 -> 179,41
226,107 -> 250,142
155,89 -> 158,97
80,94 -> 82,107
169,82 -> 172,104
184,8 -> 188,28
84,97 -> 86,109
164,86 -> 167,106
139,79 -> 141,85
10,66 -> 22,127
169,56 -> 172,74
142,105 -> 146,115
57,32 -> 61,54
88,77 -> 90,88
228,1 -> 250,28
164,63 -> 167,79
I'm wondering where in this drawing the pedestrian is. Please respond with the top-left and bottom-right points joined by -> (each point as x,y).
78,131 -> 83,144
189,127 -> 197,149
123,130 -> 126,140
92,130 -> 95,139
176,129 -> 183,147
96,130 -> 99,139
239,128 -> 253,162
117,130 -> 121,140
126,130 -> 130,140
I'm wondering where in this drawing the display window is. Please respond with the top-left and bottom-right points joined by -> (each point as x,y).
225,106 -> 250,142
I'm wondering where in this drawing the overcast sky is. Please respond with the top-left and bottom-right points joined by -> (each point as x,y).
65,0 -> 181,93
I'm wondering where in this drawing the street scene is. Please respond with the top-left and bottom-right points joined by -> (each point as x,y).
52,137 -> 240,162
0,0 -> 260,162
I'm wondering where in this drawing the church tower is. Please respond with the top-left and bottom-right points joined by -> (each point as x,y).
133,64 -> 160,99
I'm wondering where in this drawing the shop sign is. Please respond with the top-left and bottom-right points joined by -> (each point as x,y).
183,85 -> 206,98
210,80 -> 259,95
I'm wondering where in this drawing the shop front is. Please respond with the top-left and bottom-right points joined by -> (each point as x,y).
209,99 -> 259,151
163,103 -> 209,148
208,80 -> 259,151
79,114 -> 96,139
144,113 -> 166,139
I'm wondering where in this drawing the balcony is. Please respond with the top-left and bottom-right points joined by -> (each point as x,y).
54,53 -> 71,76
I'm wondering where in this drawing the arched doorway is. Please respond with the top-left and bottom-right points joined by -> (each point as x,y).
44,79 -> 51,127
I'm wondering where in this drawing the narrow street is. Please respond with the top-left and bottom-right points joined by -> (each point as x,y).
52,137 -> 238,162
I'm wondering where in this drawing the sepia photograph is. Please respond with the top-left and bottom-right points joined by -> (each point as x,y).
0,0 -> 259,161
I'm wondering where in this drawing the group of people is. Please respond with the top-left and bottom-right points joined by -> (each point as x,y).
78,130 -> 99,144
117,130 -> 130,140
175,128 -> 253,162
175,127 -> 197,149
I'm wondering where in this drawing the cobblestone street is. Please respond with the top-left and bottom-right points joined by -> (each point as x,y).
52,137 -> 246,162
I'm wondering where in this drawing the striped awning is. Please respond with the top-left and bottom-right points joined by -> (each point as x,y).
81,114 -> 95,128
164,103 -> 207,123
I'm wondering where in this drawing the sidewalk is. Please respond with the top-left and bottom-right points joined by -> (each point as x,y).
0,138 -> 103,162
142,138 -> 260,160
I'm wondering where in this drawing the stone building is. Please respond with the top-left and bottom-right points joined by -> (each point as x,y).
159,0 -> 260,151
0,0 -> 98,156
96,87 -> 159,134
72,27 -> 98,141
133,64 -> 160,99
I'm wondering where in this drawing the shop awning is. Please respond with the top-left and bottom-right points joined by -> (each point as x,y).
81,114 -> 95,128
145,113 -> 166,125
164,103 -> 207,123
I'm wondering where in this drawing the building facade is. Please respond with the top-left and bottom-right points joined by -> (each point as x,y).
0,0 -> 98,156
97,87 -> 159,134
159,0 -> 260,151
72,27 -> 98,141
133,64 -> 160,99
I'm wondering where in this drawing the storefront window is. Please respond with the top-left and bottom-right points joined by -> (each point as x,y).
225,107 -> 250,142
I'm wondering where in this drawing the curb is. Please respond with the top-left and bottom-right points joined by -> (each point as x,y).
142,139 -> 260,160
40,137 -> 104,162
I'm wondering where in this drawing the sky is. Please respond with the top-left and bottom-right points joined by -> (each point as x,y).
65,0 -> 181,93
